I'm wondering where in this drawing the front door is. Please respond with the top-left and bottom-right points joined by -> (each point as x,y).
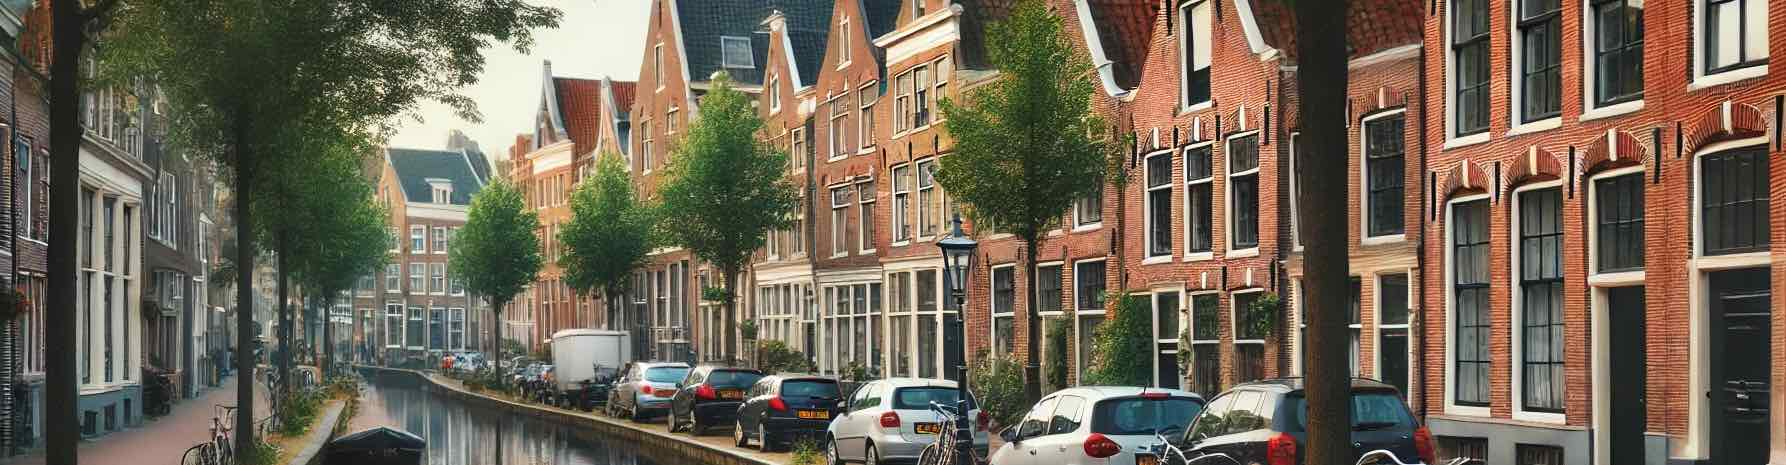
1607,286 -> 1646,465
1709,269 -> 1770,465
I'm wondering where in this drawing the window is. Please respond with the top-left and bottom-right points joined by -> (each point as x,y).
432,227 -> 447,254
1185,145 -> 1213,253
931,56 -> 950,123
430,263 -> 447,295
410,226 -> 425,253
1365,115 -> 1406,237
666,107 -> 679,134
768,74 -> 781,113
1590,0 -> 1643,106
1452,0 -> 1490,136
913,65 -> 932,128
154,173 -> 177,245
917,160 -> 938,237
385,263 -> 401,292
720,36 -> 753,69
1227,135 -> 1260,250
356,275 -> 375,296
1190,293 -> 1220,395
895,71 -> 913,133
1594,174 -> 1644,272
641,120 -> 654,171
1349,278 -> 1363,377
1178,0 -> 1212,107
1036,265 -> 1062,313
450,277 -> 465,296
858,85 -> 877,151
1379,274 -> 1411,395
449,308 -> 466,350
1075,261 -> 1106,312
831,186 -> 851,257
407,307 -> 424,347
652,43 -> 664,87
429,307 -> 445,349
15,137 -> 26,238
790,127 -> 806,170
858,181 -> 876,253
1232,291 -> 1265,383
409,263 -> 426,294
839,17 -> 853,65
1516,0 -> 1562,122
892,164 -> 911,242
829,97 -> 849,159
1700,146 -> 1770,255
1702,0 -> 1767,75
1145,152 -> 1174,257
1451,199 -> 1491,407
1516,444 -> 1564,465
1075,183 -> 1102,227
912,0 -> 925,17
1439,437 -> 1489,465
385,304 -> 403,348
991,266 -> 1015,359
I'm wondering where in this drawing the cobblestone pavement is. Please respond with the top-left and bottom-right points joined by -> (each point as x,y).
8,375 -> 270,465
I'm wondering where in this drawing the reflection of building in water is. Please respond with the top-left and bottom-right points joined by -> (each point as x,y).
354,376 -> 655,465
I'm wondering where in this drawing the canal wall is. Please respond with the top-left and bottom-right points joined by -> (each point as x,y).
357,366 -> 781,465
286,400 -> 349,465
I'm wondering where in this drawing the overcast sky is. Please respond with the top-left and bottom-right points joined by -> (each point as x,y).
386,0 -> 652,161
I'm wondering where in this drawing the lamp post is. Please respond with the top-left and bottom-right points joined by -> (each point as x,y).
936,215 -> 978,460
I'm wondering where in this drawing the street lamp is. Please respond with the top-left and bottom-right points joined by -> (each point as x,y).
936,214 -> 977,460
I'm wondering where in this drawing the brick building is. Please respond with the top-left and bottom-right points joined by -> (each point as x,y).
744,8 -> 825,364
5,0 -> 54,450
359,146 -> 491,364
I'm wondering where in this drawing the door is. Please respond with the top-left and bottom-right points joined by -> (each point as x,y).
1709,269 -> 1770,465
839,382 -> 878,460
1607,286 -> 1645,465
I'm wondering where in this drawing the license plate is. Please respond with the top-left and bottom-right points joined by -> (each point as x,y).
653,388 -> 675,397
720,389 -> 743,400
797,410 -> 830,420
1135,453 -> 1159,465
914,422 -> 941,434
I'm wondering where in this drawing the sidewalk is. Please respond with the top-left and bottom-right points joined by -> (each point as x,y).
7,375 -> 270,465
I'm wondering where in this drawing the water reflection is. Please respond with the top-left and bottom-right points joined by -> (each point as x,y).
352,373 -> 657,465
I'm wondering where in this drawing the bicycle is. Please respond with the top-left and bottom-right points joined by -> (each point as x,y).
208,404 -> 236,465
916,401 -> 982,465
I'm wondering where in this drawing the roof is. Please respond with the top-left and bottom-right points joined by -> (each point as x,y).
1246,0 -> 1423,60
672,0 -> 833,86
1082,0 -> 1159,89
858,0 -> 900,39
464,145 -> 492,183
553,77 -> 604,157
785,28 -> 830,87
1232,377 -> 1401,394
386,147 -> 487,205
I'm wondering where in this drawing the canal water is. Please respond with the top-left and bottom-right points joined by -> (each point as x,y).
347,373 -> 659,465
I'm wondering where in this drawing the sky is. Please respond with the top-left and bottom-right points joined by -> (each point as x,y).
386,0 -> 653,161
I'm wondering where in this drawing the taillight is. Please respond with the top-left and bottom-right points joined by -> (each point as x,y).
638,384 -> 653,395
1414,426 -> 1437,465
1083,433 -> 1122,458
975,410 -> 990,431
1139,391 -> 1169,399
768,397 -> 788,411
879,411 -> 900,428
696,384 -> 716,400
1266,433 -> 1297,465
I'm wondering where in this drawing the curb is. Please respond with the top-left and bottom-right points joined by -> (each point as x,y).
284,400 -> 348,465
356,366 -> 781,465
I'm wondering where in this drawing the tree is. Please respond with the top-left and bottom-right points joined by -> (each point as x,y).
1080,294 -> 1150,386
934,0 -> 1113,403
559,152 -> 656,331
286,141 -> 390,380
1289,0 -> 1353,463
656,73 -> 800,363
449,179 -> 542,389
97,0 -> 558,454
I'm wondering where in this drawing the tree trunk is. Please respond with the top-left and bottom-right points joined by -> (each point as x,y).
1021,238 -> 1040,404
46,2 -> 87,463
491,301 -> 504,389
1294,1 -> 1352,463
277,235 -> 292,406
324,294 -> 334,379
231,123 -> 258,457
722,266 -> 738,364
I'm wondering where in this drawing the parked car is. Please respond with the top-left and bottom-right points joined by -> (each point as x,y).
606,361 -> 691,422
1174,378 -> 1436,465
988,387 -> 1204,465
732,374 -> 840,451
825,378 -> 990,464
667,365 -> 764,435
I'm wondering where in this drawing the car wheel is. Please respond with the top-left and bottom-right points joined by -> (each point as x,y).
865,443 -> 879,465
733,419 -> 749,447
759,424 -> 776,452
666,409 -> 679,432
825,439 -> 843,465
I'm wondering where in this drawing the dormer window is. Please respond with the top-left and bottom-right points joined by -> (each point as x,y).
721,36 -> 754,69
427,178 -> 453,204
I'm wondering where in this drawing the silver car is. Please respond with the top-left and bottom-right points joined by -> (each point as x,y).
987,387 -> 1204,465
607,362 -> 691,422
825,378 -> 990,465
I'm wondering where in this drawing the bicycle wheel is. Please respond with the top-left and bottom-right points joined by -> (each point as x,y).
917,443 -> 942,465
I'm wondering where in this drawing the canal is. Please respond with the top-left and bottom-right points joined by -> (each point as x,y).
348,372 -> 660,465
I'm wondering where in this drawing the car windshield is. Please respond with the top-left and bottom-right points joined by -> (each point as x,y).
707,370 -> 763,388
781,380 -> 840,399
644,366 -> 690,383
892,387 -> 959,410
1287,391 -> 1416,432
1091,397 -> 1205,436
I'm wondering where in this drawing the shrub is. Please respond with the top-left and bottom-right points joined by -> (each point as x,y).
789,437 -> 822,465
758,340 -> 814,374
841,361 -> 871,383
1045,317 -> 1069,391
969,353 -> 1026,429
1081,294 -> 1152,386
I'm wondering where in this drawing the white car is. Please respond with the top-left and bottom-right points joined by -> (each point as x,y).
825,378 -> 990,465
988,387 -> 1205,465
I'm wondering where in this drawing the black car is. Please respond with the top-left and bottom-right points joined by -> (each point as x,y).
1176,378 -> 1436,465
733,374 -> 842,452
667,365 -> 764,435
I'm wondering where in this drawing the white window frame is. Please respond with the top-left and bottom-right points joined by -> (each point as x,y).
892,163 -> 912,245
1444,0 -> 1492,148
430,262 -> 447,296
384,303 -> 404,349
768,74 -> 781,114
385,263 -> 400,293
641,119 -> 654,174
1682,137 -> 1773,459
838,16 -> 853,68
1691,0 -> 1769,88
1586,165 -> 1647,465
857,82 -> 878,152
432,226 -> 447,254
1183,141 -> 1216,260
1224,131 -> 1261,257
1288,134 -> 1302,251
1370,271 -> 1416,403
1508,181 -> 1569,424
1360,109 -> 1409,244
1587,165 -> 1647,284
1507,0 -> 1564,132
666,106 -> 679,134
828,96 -> 849,161
916,159 -> 938,240
790,127 -> 806,171
1176,0 -> 1213,113
1143,149 -> 1175,263
989,264 -> 1017,362
409,263 -> 426,295
1289,279 -> 1305,375
1073,185 -> 1103,231
653,43 -> 665,91
1151,287 -> 1187,388
831,184 -> 851,258
1229,288 -> 1266,384
858,179 -> 877,254
1444,192 -> 1493,417
410,225 -> 426,253
1578,0 -> 1646,120
720,36 -> 755,69
1071,257 -> 1109,382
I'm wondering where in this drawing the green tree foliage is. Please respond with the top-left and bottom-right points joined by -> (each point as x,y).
1045,318 -> 1068,391
284,142 -> 391,378
559,153 -> 655,316
969,353 -> 1026,429
934,0 -> 1114,402
1081,294 -> 1151,386
656,72 -> 800,361
451,179 -> 543,387
757,340 -> 815,375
